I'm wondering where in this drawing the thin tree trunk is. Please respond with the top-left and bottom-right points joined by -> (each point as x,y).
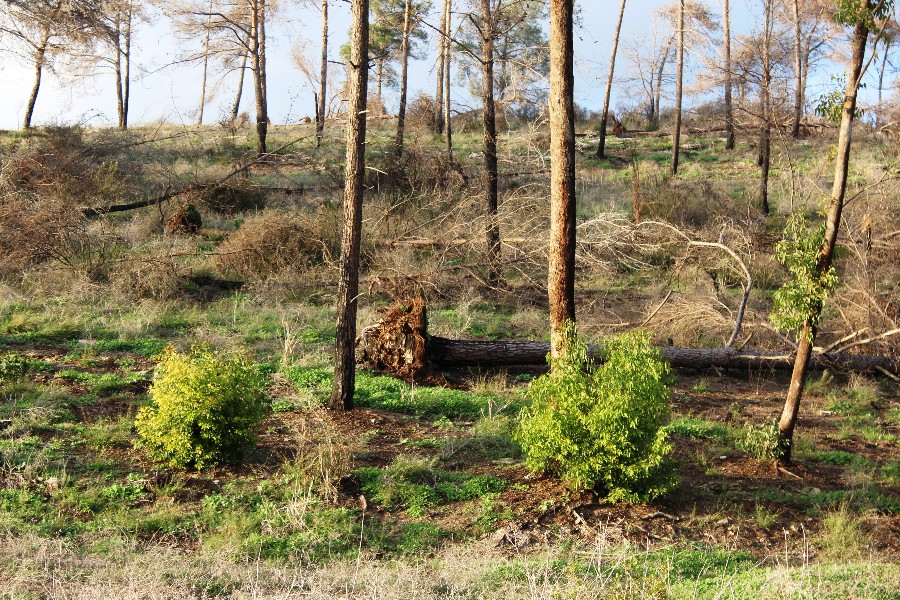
114,9 -> 125,129
480,0 -> 501,284
395,0 -> 412,158
653,30 -> 675,130
24,34 -> 50,130
376,57 -> 384,114
317,0 -> 328,147
759,0 -> 772,215
198,1 -> 213,126
723,0 -> 735,149
548,0 -> 577,358
670,0 -> 684,175
877,43 -> 889,127
597,0 -> 626,159
791,0 -> 802,138
122,1 -> 132,130
232,46 -> 249,122
444,0 -> 453,156
331,0 -> 369,411
435,0 -> 447,134
778,9 -> 871,463
251,0 -> 268,155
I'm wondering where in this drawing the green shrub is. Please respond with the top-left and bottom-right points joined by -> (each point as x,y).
515,328 -> 677,502
135,346 -> 269,468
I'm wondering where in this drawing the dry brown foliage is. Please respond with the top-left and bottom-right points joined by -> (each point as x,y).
212,211 -> 330,279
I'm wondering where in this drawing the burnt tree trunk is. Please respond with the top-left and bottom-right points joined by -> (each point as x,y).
548,0 -> 577,357
480,0 -> 501,284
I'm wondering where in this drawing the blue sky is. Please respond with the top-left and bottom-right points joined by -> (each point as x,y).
0,0 -> 879,130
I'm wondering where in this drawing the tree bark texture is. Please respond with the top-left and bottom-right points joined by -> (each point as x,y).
670,0 -> 684,175
395,0 -> 412,158
317,0 -> 328,148
722,0 -> 735,149
597,0 -> 626,159
778,8 -> 871,462
480,0 -> 501,284
652,30 -> 675,130
331,0 -> 369,411
548,0 -> 577,358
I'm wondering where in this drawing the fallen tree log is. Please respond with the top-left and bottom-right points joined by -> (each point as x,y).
356,299 -> 899,379
427,337 -> 899,374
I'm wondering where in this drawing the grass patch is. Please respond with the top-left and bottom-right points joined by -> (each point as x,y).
354,456 -> 507,517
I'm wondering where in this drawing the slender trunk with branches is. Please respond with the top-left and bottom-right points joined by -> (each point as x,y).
791,0 -> 803,137
395,0 -> 413,158
317,0 -> 328,147
597,0 -> 626,159
670,0 -> 684,175
435,0 -> 448,134
723,0 -> 735,148
777,4 -> 873,463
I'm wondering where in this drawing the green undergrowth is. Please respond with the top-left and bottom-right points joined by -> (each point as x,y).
354,456 -> 508,517
281,366 -> 522,420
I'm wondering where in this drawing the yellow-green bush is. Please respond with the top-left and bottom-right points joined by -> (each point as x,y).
515,328 -> 677,502
135,346 -> 269,468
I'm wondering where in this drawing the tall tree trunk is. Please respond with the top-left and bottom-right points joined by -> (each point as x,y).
331,0 -> 369,411
24,33 -> 51,130
480,0 -> 500,284
317,0 -> 328,147
597,0 -> 626,159
777,9 -> 871,463
251,0 -> 268,155
791,0 -> 802,138
670,0 -> 684,175
877,43 -> 889,128
444,0 -> 453,156
395,0 -> 412,158
435,0 -> 448,134
232,46 -> 249,122
800,36 -> 810,114
376,57 -> 384,114
759,0 -> 772,215
723,0 -> 735,149
548,0 -> 577,358
198,1 -> 213,126
121,1 -> 132,130
114,9 -> 125,129
653,30 -> 675,130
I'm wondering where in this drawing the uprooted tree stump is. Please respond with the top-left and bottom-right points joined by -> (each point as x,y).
359,300 -> 900,378
359,297 -> 445,383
